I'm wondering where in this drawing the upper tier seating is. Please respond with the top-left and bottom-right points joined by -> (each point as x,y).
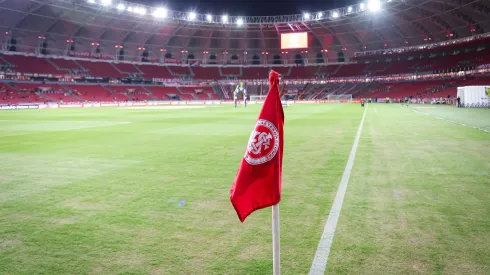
112,63 -> 141,74
318,65 -> 341,75
2,47 -> 489,80
289,66 -> 319,79
136,64 -> 173,78
333,63 -> 370,77
192,67 -> 221,80
48,58 -> 83,71
76,60 -> 124,78
221,67 -> 241,76
1,54 -> 60,75
242,67 -> 269,79
167,66 -> 192,76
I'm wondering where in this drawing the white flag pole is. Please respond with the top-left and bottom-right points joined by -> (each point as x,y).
272,203 -> 280,275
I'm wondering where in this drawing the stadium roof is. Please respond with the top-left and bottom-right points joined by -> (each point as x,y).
1,0 -> 489,60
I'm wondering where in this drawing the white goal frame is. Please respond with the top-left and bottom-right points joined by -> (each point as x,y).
327,94 -> 353,103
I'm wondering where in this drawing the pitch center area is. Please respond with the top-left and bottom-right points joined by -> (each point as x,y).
0,104 -> 489,274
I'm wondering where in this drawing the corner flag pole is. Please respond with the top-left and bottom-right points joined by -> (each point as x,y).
272,203 -> 280,275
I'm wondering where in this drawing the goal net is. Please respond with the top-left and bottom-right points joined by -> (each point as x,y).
327,94 -> 352,103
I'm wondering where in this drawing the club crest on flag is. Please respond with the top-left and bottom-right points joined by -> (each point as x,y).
245,119 -> 280,165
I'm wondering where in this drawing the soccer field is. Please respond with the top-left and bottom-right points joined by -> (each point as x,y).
0,104 -> 489,275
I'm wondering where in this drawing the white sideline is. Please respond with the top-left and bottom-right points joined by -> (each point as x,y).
0,120 -> 130,123
309,104 -> 369,275
0,121 -> 131,137
411,108 -> 489,133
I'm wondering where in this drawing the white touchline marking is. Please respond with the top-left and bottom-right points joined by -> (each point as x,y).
0,120 -> 130,124
411,109 -> 489,133
0,122 -> 131,137
309,104 -> 369,275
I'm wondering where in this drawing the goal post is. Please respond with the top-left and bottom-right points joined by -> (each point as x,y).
327,94 -> 353,103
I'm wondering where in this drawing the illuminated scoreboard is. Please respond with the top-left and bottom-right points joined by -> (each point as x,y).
280,32 -> 308,49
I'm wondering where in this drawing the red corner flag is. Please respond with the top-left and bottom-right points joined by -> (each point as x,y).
230,70 -> 284,222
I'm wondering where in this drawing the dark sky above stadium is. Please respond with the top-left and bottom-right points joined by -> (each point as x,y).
133,0 -> 359,16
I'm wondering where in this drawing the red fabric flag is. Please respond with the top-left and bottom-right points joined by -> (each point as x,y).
230,70 -> 284,222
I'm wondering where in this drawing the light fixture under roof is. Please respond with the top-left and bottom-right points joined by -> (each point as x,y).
368,0 -> 381,12
84,0 -> 383,26
137,7 -> 147,15
100,0 -> 112,6
152,7 -> 167,18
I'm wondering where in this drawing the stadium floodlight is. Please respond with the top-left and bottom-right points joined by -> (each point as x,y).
303,13 -> 310,20
152,7 -> 167,18
100,0 -> 112,6
127,6 -> 133,12
116,3 -> 125,11
87,0 -> 95,3
222,14 -> 228,23
360,3 -> 365,11
236,18 -> 244,26
368,0 -> 381,12
332,11 -> 339,18
347,6 -> 353,13
317,12 -> 323,19
135,7 -> 147,15
206,14 -> 213,22
188,12 -> 197,21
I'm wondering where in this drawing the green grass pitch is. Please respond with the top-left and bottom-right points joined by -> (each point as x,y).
0,104 -> 489,274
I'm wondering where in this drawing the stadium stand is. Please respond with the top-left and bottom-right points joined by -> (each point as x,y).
76,60 -> 125,78
112,63 -> 142,74
193,67 -> 221,80
136,64 -> 173,79
48,58 -> 84,71
1,0 -> 490,105
221,67 -> 242,77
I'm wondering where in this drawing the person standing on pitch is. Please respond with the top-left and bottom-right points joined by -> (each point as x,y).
457,96 -> 461,108
234,82 -> 247,108
234,88 -> 238,108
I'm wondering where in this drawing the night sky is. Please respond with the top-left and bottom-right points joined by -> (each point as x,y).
133,0 -> 360,16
